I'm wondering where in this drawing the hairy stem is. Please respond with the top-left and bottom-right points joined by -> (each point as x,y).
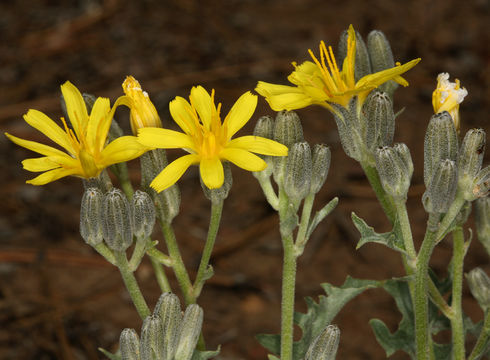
450,226 -> 466,360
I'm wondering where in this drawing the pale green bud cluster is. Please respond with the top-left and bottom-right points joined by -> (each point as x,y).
119,293 -> 203,360
140,149 -> 181,223
284,142 -> 312,207
102,188 -> 133,251
475,197 -> 490,254
304,325 -> 340,360
466,268 -> 490,312
80,187 -> 104,246
131,190 -> 156,239
375,143 -> 413,200
363,91 -> 395,152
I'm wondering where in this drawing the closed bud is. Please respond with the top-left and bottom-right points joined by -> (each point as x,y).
131,190 -> 156,239
458,129 -> 486,198
102,189 -> 133,252
305,325 -> 340,360
310,144 -> 331,194
332,99 -> 363,161
466,268 -> 490,312
273,111 -> 304,185
338,29 -> 371,81
141,149 -> 181,223
471,166 -> 490,199
363,91 -> 395,152
154,293 -> 182,360
394,143 -> 414,179
253,116 -> 275,179
120,328 -> 140,360
367,30 -> 398,96
475,197 -> 490,254
375,146 -> 411,199
201,162 -> 232,203
175,304 -> 203,360
422,159 -> 458,214
424,111 -> 459,187
140,315 -> 164,360
284,142 -> 312,205
80,187 -> 104,247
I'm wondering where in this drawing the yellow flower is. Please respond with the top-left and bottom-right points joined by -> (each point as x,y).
138,86 -> 288,191
5,81 -> 147,185
432,72 -> 467,132
119,75 -> 162,134
256,25 -> 420,111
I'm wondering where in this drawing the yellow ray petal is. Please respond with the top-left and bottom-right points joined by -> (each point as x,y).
138,128 -> 196,150
60,81 -> 89,137
150,154 -> 200,192
200,157 -> 224,189
356,58 -> 420,89
190,86 -> 213,129
26,167 -> 79,185
5,132 -> 69,157
266,92 -> 316,111
86,97 -> 111,152
223,92 -> 257,138
169,96 -> 196,134
227,136 -> 288,156
100,136 -> 148,165
22,157 -> 60,172
23,110 -> 74,154
255,82 -> 304,97
220,148 -> 267,171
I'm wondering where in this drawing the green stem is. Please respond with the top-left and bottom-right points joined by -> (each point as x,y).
149,256 -> 172,293
468,310 -> 490,360
257,175 -> 279,210
114,251 -> 150,319
278,189 -> 297,360
428,279 -> 453,319
159,221 -> 194,305
394,199 -> 417,259
93,242 -> 116,265
129,237 -> 150,271
193,200 -> 224,298
415,214 -> 439,360
434,192 -> 466,243
360,161 -> 397,223
450,226 -> 466,360
295,192 -> 315,256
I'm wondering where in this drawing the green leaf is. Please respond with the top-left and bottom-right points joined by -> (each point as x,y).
351,212 -> 406,254
98,347 -> 121,360
257,276 -> 381,359
191,346 -> 221,360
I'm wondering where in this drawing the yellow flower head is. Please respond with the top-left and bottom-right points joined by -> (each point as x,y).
432,72 -> 467,132
5,81 -> 147,185
121,75 -> 162,134
138,86 -> 288,191
256,25 -> 420,111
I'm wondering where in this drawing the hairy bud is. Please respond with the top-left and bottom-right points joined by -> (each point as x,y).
305,325 -> 341,360
80,187 -> 104,247
423,159 -> 458,214
284,142 -> 312,205
140,315 -> 164,360
310,144 -> 331,194
154,293 -> 182,360
175,304 -> 204,360
466,268 -> 490,312
363,91 -> 395,152
375,145 -> 412,199
120,328 -> 140,360
338,29 -> 371,81
102,189 -> 133,252
475,197 -> 490,255
131,190 -> 156,239
367,30 -> 398,96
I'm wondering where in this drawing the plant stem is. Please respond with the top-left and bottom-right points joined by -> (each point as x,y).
257,175 -> 279,210
415,214 -> 439,360
193,200 -> 224,298
450,226 -> 466,360
468,310 -> 490,360
394,199 -> 417,259
159,221 -> 194,305
114,251 -> 150,319
295,192 -> 315,255
149,256 -> 172,293
360,161 -> 396,223
278,189 -> 297,360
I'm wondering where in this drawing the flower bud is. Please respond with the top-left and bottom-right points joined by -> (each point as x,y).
475,197 -> 490,254
80,187 -> 104,247
253,116 -> 275,179
375,145 -> 411,199
394,143 -> 414,179
154,293 -> 182,360
366,30 -> 398,96
472,166 -> 490,199
432,73 -> 467,132
272,111 -> 304,185
310,144 -> 331,194
458,129 -> 486,198
131,190 -> 156,239
363,91 -> 395,152
305,325 -> 340,360
338,29 -> 371,81
175,304 -> 203,360
201,162 -> 232,203
423,112 -> 459,188
140,315 -> 164,360
422,159 -> 458,214
120,328 -> 140,360
466,268 -> 490,312
332,99 -> 363,161
102,189 -> 133,252
141,149 -> 181,223
284,142 -> 312,205
122,76 -> 162,135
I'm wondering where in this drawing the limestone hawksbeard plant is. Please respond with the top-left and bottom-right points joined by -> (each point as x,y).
5,24 -> 490,360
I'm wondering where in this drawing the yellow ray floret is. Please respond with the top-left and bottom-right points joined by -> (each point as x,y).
432,72 -> 467,132
138,86 -> 288,191
5,81 -> 147,185
256,25 -> 420,111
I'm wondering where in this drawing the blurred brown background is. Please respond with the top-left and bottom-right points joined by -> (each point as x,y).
1,0 -> 489,359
